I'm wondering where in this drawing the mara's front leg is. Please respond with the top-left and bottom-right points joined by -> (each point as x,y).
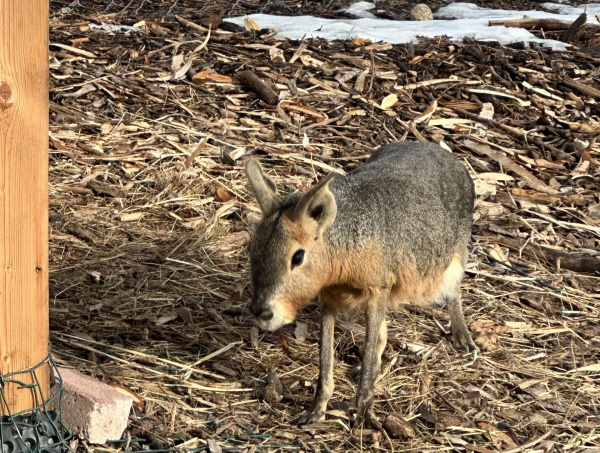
296,306 -> 335,426
355,289 -> 388,430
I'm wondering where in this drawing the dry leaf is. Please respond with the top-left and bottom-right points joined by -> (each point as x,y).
299,54 -> 323,67
414,100 -> 438,123
175,307 -> 193,325
251,326 -> 260,349
215,186 -> 234,202
200,15 -> 223,28
488,244 -> 509,263
471,320 -> 510,351
279,328 -> 290,352
468,88 -> 531,107
354,68 -> 370,92
347,108 -> 366,116
302,133 -> 309,147
156,312 -> 179,326
383,414 -> 416,439
352,36 -> 372,46
171,55 -> 193,81
477,421 -> 519,449
572,140 -> 592,177
380,93 -> 398,110
229,147 -> 247,160
207,439 -> 222,453
479,172 -> 515,183
244,17 -> 261,31
111,384 -> 145,409
264,371 -> 283,405
294,321 -> 307,342
193,26 -> 212,53
171,53 -> 184,72
100,122 -> 113,135
50,42 -> 96,58
120,212 -> 144,222
568,363 -> 600,373
182,216 -> 206,230
269,46 -> 285,63
479,102 -> 495,119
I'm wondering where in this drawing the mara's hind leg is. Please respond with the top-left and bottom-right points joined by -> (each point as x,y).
447,294 -> 477,352
441,255 -> 477,352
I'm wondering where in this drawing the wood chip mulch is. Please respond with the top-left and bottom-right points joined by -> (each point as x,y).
48,1 -> 599,451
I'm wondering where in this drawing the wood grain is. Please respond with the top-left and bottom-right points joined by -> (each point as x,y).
0,0 -> 49,413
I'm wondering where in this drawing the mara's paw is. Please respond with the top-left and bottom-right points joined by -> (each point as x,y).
295,409 -> 326,427
354,409 -> 382,431
452,327 -> 479,354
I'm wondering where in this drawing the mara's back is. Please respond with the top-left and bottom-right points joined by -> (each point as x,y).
327,142 -> 474,280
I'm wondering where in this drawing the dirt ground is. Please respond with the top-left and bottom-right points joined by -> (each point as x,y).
47,0 -> 599,451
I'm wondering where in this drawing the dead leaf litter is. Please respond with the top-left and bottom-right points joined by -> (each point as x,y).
48,0 -> 599,451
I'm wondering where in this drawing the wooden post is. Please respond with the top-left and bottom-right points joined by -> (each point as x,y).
0,0 -> 49,414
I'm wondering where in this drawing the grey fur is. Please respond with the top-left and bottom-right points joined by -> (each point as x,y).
327,142 -> 474,280
245,142 -> 477,429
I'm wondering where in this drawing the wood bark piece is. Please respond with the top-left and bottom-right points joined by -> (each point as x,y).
383,414 -> 416,439
511,188 -> 587,207
498,237 -> 600,274
456,109 -> 573,162
0,0 -> 49,413
175,14 -> 209,33
489,17 -> 574,30
560,74 -> 600,99
559,13 -> 586,43
236,70 -> 279,105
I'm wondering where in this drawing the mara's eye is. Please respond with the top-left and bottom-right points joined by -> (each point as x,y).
291,249 -> 305,270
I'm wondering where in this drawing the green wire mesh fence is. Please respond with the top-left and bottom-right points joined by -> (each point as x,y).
0,349 -> 72,453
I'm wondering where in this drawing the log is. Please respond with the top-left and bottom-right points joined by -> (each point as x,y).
236,70 -> 279,105
560,13 -> 586,43
560,74 -> 600,99
0,0 -> 49,412
489,17 -> 574,31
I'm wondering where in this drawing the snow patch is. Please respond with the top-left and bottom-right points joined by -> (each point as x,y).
539,2 -> 600,14
342,1 -> 377,19
435,2 -> 597,19
225,2 -> 598,50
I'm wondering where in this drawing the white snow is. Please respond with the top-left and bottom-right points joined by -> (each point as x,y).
540,2 -> 600,14
435,2 -> 598,19
225,1 -> 599,50
89,23 -> 141,33
342,1 -> 377,19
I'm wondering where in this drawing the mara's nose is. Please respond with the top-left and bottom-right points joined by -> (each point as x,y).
250,303 -> 273,321
259,310 -> 273,321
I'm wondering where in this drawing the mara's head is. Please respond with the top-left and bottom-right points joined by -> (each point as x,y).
245,159 -> 338,331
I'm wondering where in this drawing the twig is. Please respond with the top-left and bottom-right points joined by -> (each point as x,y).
236,70 -> 279,105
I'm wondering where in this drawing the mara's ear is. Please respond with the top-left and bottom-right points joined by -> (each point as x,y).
246,159 -> 279,216
291,173 -> 337,239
